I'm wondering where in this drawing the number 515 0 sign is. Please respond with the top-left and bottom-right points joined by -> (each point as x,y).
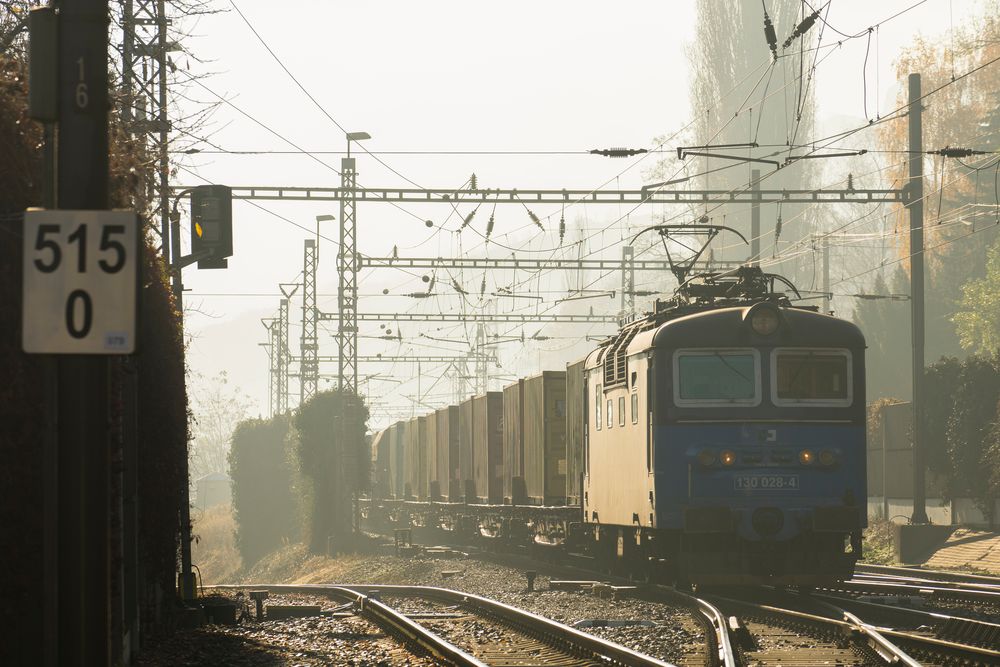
22,210 -> 139,354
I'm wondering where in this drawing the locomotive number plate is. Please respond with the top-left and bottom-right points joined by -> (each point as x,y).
734,474 -> 800,491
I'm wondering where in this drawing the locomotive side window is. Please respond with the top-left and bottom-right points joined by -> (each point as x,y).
607,399 -> 613,428
618,396 -> 625,426
772,348 -> 852,407
673,349 -> 761,406
631,393 -> 638,424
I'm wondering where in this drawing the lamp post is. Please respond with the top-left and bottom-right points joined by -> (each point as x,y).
315,214 -> 334,260
339,131 -> 370,394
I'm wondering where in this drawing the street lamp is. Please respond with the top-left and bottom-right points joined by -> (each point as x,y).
346,131 -> 371,158
316,214 -> 335,257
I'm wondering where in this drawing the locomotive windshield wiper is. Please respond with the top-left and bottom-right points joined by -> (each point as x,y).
714,352 -> 753,387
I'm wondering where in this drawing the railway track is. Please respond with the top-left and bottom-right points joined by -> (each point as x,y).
816,564 -> 1000,615
213,583 -> 680,666
712,586 -> 1000,666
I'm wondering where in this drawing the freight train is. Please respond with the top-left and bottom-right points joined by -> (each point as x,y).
365,266 -> 867,585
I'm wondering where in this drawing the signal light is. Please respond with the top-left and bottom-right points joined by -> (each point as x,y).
697,449 -> 717,467
799,449 -> 815,465
190,184 -> 233,269
720,450 -> 736,466
819,450 -> 837,466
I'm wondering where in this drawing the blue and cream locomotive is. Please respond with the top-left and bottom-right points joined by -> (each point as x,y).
580,267 -> 866,584
365,266 -> 867,586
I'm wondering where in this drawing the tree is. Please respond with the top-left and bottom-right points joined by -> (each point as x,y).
647,0 -> 817,287
852,268 -> 912,400
188,370 -> 254,482
945,354 -> 1000,527
294,389 -> 370,554
874,4 -> 1000,363
228,415 -> 300,565
953,239 -> 1000,354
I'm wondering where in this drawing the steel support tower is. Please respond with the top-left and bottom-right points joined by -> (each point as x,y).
122,0 -> 171,252
276,298 -> 289,414
475,322 -> 487,395
300,239 -> 318,404
620,245 -> 635,317
277,284 -> 298,413
265,320 -> 279,416
339,157 -> 359,393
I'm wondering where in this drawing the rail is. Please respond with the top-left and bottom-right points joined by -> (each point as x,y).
211,584 -> 484,667
342,584 -> 677,667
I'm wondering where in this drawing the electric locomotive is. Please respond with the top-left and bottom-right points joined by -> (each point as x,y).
579,266 -> 866,584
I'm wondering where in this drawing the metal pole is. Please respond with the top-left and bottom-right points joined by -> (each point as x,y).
750,169 -> 761,263
156,0 -> 169,261
908,73 -> 928,525
339,153 -> 359,393
620,245 -> 634,317
168,208 -> 196,599
55,0 -> 111,662
822,238 -> 831,315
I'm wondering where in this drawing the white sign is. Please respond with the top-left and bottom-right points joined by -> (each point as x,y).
22,209 -> 138,354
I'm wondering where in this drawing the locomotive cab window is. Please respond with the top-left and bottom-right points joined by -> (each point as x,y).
673,349 -> 761,407
772,348 -> 852,407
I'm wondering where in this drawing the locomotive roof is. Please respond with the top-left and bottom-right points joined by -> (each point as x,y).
586,302 -> 865,371
649,304 -> 866,350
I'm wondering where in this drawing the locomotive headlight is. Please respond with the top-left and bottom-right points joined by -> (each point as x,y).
750,307 -> 780,335
819,449 -> 837,466
720,450 -> 736,466
697,449 -> 717,466
799,449 -> 815,465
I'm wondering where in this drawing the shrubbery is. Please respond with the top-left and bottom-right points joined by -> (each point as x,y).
295,390 -> 370,554
228,414 -> 300,565
228,389 -> 370,562
873,354 -> 1000,526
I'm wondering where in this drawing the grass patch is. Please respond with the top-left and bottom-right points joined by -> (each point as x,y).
192,503 -> 242,584
861,518 -> 896,565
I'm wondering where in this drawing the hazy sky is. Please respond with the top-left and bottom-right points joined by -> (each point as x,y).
173,0 -> 986,422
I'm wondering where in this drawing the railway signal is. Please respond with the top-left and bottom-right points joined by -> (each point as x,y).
189,184 -> 233,269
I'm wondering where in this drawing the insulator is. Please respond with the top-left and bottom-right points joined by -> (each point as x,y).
470,173 -> 478,190
589,147 -> 649,158
527,209 -> 543,231
427,276 -> 435,292
480,276 -> 486,296
392,245 -> 398,258
452,279 -> 467,295
460,209 -> 476,230
935,147 -> 986,157
846,173 -> 854,191
762,2 -> 778,61
782,9 -> 820,49
774,215 -> 783,245
559,215 -> 566,244
486,215 -> 495,240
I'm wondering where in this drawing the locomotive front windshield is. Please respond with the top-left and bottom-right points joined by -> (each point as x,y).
676,351 -> 758,403
774,349 -> 851,405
